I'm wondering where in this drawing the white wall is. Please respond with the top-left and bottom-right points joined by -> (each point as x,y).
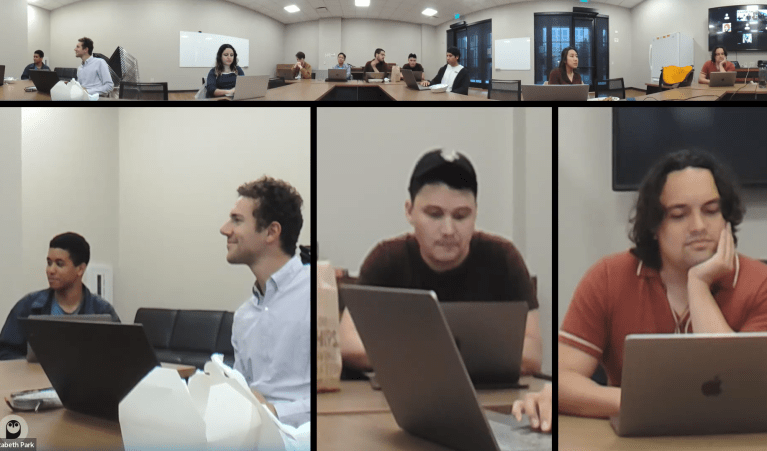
49,0 -> 285,90
21,109 -> 120,301
284,21 -> 320,70
317,107 -> 553,373
27,5 -> 51,69
0,110 -> 24,321
319,18 -> 343,71
117,108 -> 311,323
1,0 -> 28,80
631,0 -> 767,89
558,107 -> 767,329
435,1 -> 633,86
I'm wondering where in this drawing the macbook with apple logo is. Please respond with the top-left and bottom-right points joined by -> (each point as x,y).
610,332 -> 767,436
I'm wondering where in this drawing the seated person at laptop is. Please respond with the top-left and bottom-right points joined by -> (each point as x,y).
0,232 -> 119,360
220,177 -> 310,428
20,50 -> 51,80
400,53 -> 424,80
206,44 -> 245,98
364,48 -> 388,74
74,37 -> 113,95
559,150 -> 767,418
548,47 -> 582,85
331,52 -> 352,80
419,47 -> 470,95
512,383 -> 552,433
699,46 -> 736,85
292,51 -> 312,79
340,149 -> 543,375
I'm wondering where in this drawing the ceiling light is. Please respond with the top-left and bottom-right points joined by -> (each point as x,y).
356,0 -> 370,7
284,5 -> 300,13
422,8 -> 437,16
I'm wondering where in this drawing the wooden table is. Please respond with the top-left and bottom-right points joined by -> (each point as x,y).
0,80 -> 123,101
0,359 -> 195,449
317,377 -> 550,450
559,414 -> 767,450
633,83 -> 767,101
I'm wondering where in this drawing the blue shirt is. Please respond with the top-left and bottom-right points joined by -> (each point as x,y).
232,256 -> 310,427
331,63 -> 352,80
206,66 -> 245,98
77,55 -> 114,95
21,63 -> 51,80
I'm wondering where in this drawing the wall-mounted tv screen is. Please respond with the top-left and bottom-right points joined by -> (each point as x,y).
709,5 -> 767,51
613,108 -> 767,191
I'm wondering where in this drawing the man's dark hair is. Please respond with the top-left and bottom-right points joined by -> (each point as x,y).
408,53 -> 417,59
558,46 -> 578,75
78,37 -> 94,55
296,51 -> 306,60
629,149 -> 744,269
237,176 -> 303,256
34,50 -> 44,58
711,46 -> 728,63
408,150 -> 477,202
375,48 -> 385,57
338,52 -> 346,59
50,232 -> 90,267
447,47 -> 461,61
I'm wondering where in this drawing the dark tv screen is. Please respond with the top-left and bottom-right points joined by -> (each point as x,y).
709,5 -> 767,51
613,108 -> 767,191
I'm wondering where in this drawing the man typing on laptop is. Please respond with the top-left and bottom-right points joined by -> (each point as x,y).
220,177 -> 310,428
559,150 -> 767,419
0,232 -> 119,360
340,149 -> 543,379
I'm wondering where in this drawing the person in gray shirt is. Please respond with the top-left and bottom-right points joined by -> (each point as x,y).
74,37 -> 113,95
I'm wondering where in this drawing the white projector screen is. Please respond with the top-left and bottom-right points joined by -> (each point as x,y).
179,31 -> 250,68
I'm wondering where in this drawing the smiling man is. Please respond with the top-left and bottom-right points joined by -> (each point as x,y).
0,232 -> 119,360
74,37 -> 113,95
559,149 -> 767,419
339,149 -> 542,376
220,176 -> 310,428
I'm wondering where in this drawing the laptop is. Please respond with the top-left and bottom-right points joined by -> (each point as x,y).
611,333 -> 767,437
28,70 -> 61,94
228,74 -> 269,100
341,285 -> 551,451
709,71 -> 737,87
440,302 -> 528,387
0,65 -> 5,86
402,69 -> 430,91
326,68 -> 348,82
364,72 -> 386,82
26,314 -> 116,362
21,318 -> 160,421
521,84 -> 589,101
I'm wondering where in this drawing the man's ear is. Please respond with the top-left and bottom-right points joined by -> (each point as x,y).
266,221 -> 282,244
77,263 -> 87,279
405,199 -> 414,226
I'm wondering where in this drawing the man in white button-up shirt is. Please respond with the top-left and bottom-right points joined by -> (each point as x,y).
220,176 -> 310,428
74,37 -> 113,96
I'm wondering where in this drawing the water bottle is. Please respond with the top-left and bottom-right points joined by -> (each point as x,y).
759,60 -> 767,88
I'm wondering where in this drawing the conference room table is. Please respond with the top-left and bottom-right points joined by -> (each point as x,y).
559,414 -> 767,450
317,376 -> 550,450
632,83 -> 767,101
0,359 -> 195,449
0,80 -> 123,101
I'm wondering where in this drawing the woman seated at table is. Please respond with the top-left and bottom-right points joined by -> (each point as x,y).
206,44 -> 245,98
548,47 -> 582,85
699,46 -> 736,85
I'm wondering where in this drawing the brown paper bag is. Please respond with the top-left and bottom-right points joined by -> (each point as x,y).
390,65 -> 401,82
317,261 -> 342,393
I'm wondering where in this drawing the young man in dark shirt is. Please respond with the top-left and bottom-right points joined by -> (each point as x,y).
364,48 -> 388,73
339,149 -> 543,375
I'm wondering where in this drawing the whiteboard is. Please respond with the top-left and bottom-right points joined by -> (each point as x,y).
494,37 -> 531,71
179,31 -> 249,68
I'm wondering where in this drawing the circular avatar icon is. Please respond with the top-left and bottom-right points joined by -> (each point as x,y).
1,415 -> 28,440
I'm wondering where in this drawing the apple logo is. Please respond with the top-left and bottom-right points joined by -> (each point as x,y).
701,376 -> 722,396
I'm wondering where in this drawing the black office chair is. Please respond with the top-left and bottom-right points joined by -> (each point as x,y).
53,67 -> 78,81
594,77 -> 626,99
487,79 -> 521,101
659,66 -> 694,89
268,78 -> 287,90
119,82 -> 169,100
299,245 -> 311,265
311,72 -> 316,80
732,61 -> 740,68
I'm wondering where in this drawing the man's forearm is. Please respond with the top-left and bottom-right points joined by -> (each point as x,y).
521,335 -> 543,375
559,371 -> 621,418
688,278 -> 734,333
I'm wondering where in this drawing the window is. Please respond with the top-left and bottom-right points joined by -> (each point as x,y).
534,12 -> 609,89
447,19 -> 492,89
